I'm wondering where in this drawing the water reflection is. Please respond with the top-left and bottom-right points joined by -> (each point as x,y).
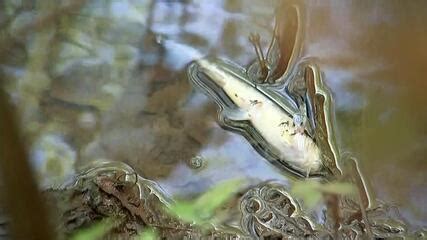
300,0 -> 427,228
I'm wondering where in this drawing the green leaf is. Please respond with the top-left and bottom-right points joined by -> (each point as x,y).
167,201 -> 202,223
166,179 -> 244,225
70,218 -> 116,240
291,180 -> 322,209
194,179 -> 243,218
291,180 -> 356,209
319,182 -> 356,195
136,228 -> 158,240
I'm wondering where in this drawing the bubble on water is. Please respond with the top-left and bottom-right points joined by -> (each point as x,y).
188,155 -> 204,169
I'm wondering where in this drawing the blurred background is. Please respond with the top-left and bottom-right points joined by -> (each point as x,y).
0,0 -> 426,232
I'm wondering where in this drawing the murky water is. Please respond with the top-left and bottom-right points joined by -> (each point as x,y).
298,0 -> 427,229
1,0 -> 426,234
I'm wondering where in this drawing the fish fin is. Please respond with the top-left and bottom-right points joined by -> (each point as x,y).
221,109 -> 251,122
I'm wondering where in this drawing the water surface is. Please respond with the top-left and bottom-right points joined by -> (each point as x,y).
0,0 -> 426,230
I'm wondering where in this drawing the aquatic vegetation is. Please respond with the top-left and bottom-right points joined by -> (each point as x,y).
290,179 -> 356,209
70,218 -> 117,240
137,228 -> 158,240
47,160 -> 412,239
166,179 -> 244,227
53,161 -> 246,239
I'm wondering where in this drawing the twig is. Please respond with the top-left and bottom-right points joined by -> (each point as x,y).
348,158 -> 373,239
249,33 -> 269,81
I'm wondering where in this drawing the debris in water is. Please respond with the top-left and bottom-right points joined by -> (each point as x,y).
39,161 -> 415,239
188,155 -> 204,169
45,161 -> 244,239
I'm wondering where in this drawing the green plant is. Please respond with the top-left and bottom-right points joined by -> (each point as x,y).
70,218 -> 117,240
291,180 -> 356,209
136,227 -> 157,240
166,179 -> 244,227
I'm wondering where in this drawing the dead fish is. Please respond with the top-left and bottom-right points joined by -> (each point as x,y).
188,58 -> 339,178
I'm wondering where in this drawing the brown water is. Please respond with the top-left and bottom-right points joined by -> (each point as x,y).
298,0 -> 427,228
0,0 -> 426,230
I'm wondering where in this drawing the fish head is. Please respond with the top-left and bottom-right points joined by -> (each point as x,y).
188,57 -> 256,111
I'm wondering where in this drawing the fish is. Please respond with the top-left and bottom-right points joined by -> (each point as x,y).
188,58 -> 340,178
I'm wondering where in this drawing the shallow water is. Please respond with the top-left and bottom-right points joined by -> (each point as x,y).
298,0 -> 427,228
0,0 -> 426,231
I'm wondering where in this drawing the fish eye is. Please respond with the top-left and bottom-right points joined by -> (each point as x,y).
293,114 -> 304,125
